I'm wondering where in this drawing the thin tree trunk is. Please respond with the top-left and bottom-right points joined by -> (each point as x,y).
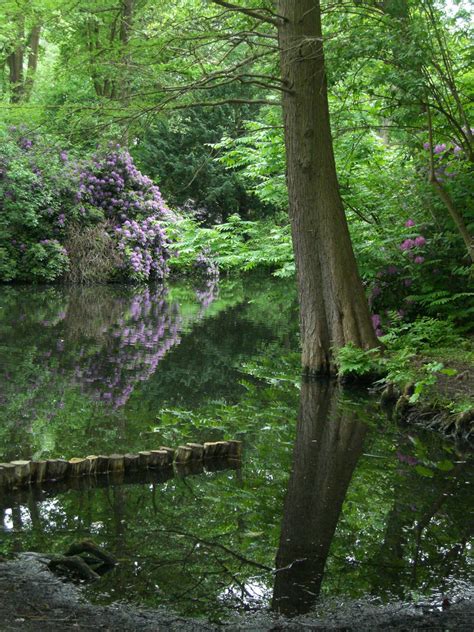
277,0 -> 378,375
427,106 -> 474,263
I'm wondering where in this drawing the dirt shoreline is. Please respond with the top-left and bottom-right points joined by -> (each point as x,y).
1,555 -> 473,631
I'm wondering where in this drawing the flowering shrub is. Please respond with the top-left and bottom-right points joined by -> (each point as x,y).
0,128 -> 173,284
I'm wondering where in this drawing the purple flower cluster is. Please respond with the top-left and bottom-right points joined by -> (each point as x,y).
369,218 -> 432,337
193,248 -> 220,280
76,147 -> 168,221
115,217 -> 170,280
399,222 -> 426,265
74,146 -> 173,282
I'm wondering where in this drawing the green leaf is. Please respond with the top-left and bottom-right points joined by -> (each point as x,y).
415,465 -> 434,478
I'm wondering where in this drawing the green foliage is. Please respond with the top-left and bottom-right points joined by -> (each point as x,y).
168,213 -> 294,277
135,103 -> 266,223
334,343 -> 383,379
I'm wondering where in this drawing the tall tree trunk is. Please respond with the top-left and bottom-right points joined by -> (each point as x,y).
272,380 -> 367,615
24,25 -> 42,102
7,17 -> 25,103
119,0 -> 134,144
277,0 -> 378,376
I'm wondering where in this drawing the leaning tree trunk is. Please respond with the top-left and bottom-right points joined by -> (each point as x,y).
277,0 -> 378,375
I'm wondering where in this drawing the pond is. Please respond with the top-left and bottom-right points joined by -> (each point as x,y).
0,276 -> 472,623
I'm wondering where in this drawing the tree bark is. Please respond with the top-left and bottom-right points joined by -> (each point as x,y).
7,17 -> 25,103
277,0 -> 378,376
24,25 -> 42,102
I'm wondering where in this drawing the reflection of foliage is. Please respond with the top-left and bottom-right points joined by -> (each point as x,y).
0,278 -> 471,619
0,358 -> 471,619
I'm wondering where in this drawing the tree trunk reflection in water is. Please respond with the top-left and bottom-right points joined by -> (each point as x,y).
272,380 -> 368,616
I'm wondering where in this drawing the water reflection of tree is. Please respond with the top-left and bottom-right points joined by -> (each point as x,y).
272,380 -> 368,616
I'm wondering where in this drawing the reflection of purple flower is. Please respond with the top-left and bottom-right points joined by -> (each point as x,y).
404,278 -> 413,287
405,219 -> 415,227
423,142 -> 430,150
434,143 -> 446,154
414,236 -> 426,247
396,451 -> 418,466
414,256 -> 425,264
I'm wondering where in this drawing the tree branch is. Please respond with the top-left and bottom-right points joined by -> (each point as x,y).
210,0 -> 281,27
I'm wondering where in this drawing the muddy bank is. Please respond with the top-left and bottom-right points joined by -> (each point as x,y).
0,555 -> 473,631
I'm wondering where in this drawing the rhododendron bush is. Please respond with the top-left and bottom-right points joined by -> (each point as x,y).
0,127 -> 173,283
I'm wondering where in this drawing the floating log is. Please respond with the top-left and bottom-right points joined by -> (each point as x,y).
174,446 -> 193,464
124,453 -> 140,471
186,443 -> 204,460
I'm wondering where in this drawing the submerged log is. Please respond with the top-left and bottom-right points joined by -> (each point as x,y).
66,540 -> 117,566
48,554 -> 100,582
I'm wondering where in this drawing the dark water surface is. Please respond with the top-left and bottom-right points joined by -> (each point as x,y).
0,277 -> 472,621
